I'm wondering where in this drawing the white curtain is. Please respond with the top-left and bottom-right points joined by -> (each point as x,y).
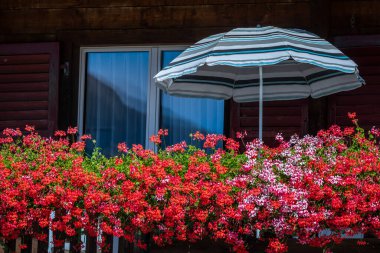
85,52 -> 149,155
160,51 -> 224,145
84,50 -> 224,155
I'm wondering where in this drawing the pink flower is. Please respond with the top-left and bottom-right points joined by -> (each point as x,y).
150,134 -> 162,144
236,130 -> 247,139
67,126 -> 78,135
158,129 -> 168,136
192,131 -> 205,140
166,141 -> 187,153
54,130 -> 66,137
25,125 -> 35,132
117,142 -> 128,153
80,134 -> 92,140
2,128 -> 22,137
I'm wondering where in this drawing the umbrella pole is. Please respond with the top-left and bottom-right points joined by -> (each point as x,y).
256,66 -> 263,240
259,66 -> 263,141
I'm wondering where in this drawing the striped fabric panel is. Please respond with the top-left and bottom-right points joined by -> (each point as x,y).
159,61 -> 363,102
154,26 -> 364,102
155,26 -> 359,82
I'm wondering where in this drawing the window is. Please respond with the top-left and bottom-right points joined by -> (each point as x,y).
160,50 -> 224,146
78,46 -> 224,155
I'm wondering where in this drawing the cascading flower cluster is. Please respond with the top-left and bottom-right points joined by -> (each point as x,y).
0,113 -> 379,253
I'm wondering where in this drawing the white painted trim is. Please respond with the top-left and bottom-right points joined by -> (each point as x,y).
77,48 -> 87,137
145,47 -> 157,150
77,45 -> 188,146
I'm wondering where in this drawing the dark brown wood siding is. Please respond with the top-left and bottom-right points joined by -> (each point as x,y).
230,99 -> 308,146
329,36 -> 380,130
0,43 -> 59,136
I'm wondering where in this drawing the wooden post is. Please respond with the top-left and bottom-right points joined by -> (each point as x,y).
85,235 -> 97,253
118,238 -> 133,253
15,238 -> 21,253
31,239 -> 38,253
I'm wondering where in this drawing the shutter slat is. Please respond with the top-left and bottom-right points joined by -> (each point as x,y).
241,115 -> 302,128
0,64 -> 50,74
0,119 -> 49,129
335,95 -> 380,105
240,107 -> 301,117
0,101 -> 48,111
0,73 -> 49,83
0,54 -> 50,65
0,82 -> 49,92
0,110 -> 48,121
0,91 -> 49,101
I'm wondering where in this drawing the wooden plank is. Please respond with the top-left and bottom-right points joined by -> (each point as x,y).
0,82 -> 49,92
309,0 -> 330,37
31,238 -> 38,253
57,27 -> 228,46
240,115 -> 302,127
0,0 -> 309,9
15,238 -> 21,253
0,54 -> 50,65
342,87 -> 380,96
331,0 -> 380,35
358,66 -> 380,76
0,91 -> 49,101
0,64 -> 49,74
301,101 -> 308,135
359,76 -> 380,85
336,104 -> 380,116
342,47 -> 380,57
0,119 -> 49,129
335,95 -> 380,106
0,101 -> 48,111
336,114 -> 380,123
336,115 -> 380,127
240,106 -> 301,116
335,35 -> 380,48
86,235 -> 97,253
0,3 -> 310,33
352,56 -> 380,66
0,73 -> 49,83
0,110 -> 49,120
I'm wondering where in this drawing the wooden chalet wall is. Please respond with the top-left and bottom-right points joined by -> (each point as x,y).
329,35 -> 380,131
0,0 -> 380,138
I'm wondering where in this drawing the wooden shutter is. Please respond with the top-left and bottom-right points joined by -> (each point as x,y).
329,37 -> 380,130
230,99 -> 308,146
0,42 -> 59,136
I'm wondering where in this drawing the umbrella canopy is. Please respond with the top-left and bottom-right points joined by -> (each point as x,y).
154,26 -> 364,140
155,26 -> 364,102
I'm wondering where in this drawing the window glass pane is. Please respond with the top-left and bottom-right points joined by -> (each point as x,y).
160,50 -> 224,145
85,51 -> 149,155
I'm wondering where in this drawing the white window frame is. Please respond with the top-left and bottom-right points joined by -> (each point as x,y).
78,45 -> 187,150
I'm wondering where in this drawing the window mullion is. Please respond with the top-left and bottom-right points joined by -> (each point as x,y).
145,47 -> 160,151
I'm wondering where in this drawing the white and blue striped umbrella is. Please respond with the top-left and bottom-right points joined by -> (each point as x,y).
154,26 -> 364,139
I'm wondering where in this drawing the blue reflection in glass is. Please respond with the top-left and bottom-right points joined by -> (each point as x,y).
85,52 -> 148,155
160,50 -> 224,146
